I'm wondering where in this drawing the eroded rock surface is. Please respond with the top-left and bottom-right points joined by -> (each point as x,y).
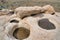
0,5 -> 60,40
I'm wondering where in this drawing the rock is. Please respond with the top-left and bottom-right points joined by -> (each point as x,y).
0,9 -> 14,16
21,14 -> 60,40
15,5 -> 55,19
0,6 -> 60,40
42,5 -> 55,15
14,6 -> 43,19
0,13 -> 60,40
0,17 -> 21,40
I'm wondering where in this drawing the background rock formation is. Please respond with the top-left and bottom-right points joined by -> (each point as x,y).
0,5 -> 60,40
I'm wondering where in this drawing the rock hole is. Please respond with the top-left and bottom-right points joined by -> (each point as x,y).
8,11 -> 14,15
10,20 -> 19,23
31,14 -> 37,16
22,15 -> 29,19
51,12 -> 55,15
38,18 -> 56,30
13,27 -> 30,40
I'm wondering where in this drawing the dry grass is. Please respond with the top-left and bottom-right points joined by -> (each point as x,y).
0,0 -> 60,11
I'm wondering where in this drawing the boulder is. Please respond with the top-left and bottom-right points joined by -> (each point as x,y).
0,13 -> 60,40
0,6 -> 60,40
15,5 -> 55,19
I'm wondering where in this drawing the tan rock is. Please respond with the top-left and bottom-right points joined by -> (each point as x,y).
0,6 -> 59,40
0,9 -> 14,16
15,5 -> 55,19
0,17 -> 21,40
21,14 -> 60,40
2,14 -> 59,40
42,5 -> 55,15
15,6 -> 42,19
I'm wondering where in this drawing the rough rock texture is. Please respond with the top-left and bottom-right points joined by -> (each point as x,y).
0,9 -> 14,16
22,14 -> 60,40
15,5 -> 55,18
42,5 -> 55,14
0,5 -> 60,40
